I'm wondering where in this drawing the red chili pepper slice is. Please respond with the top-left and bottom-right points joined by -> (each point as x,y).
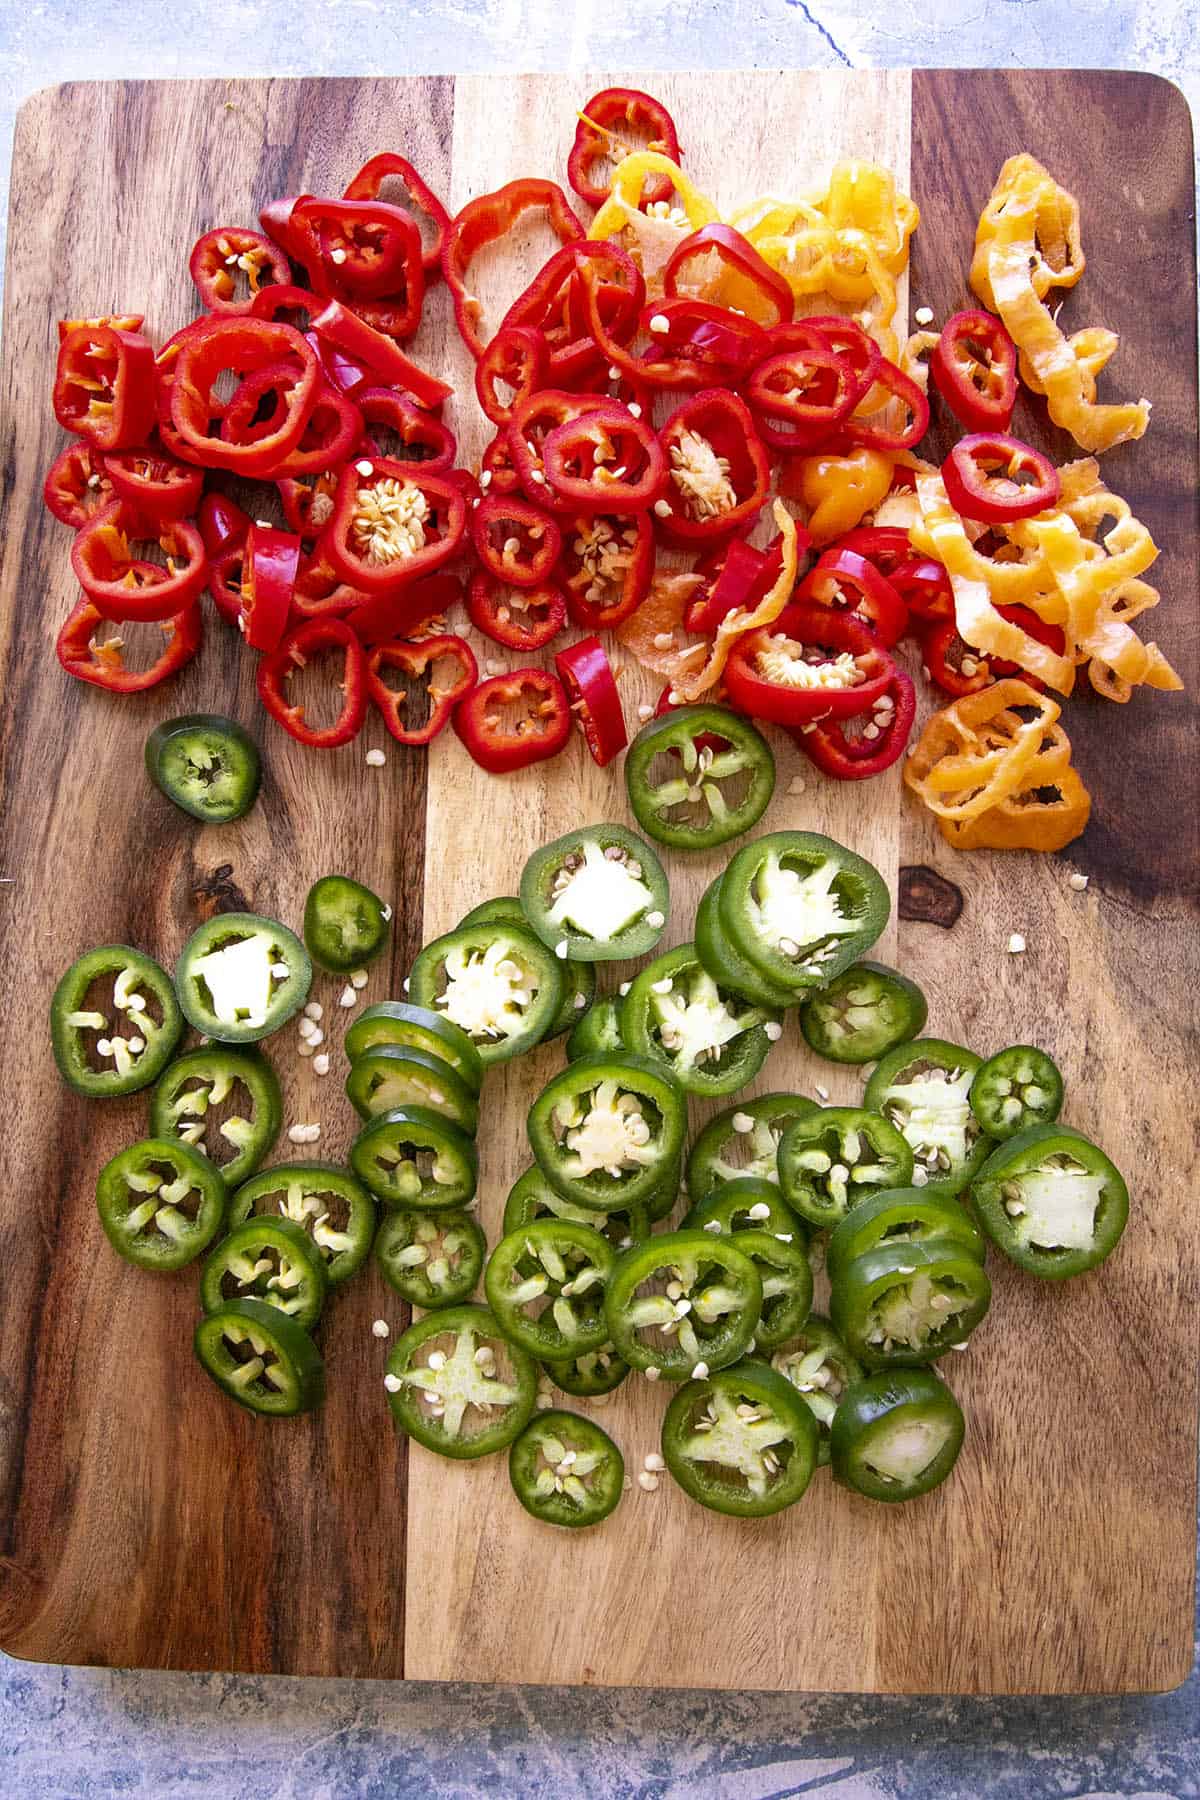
291,197 -> 425,317
930,309 -> 1018,433
256,617 -> 367,748
942,433 -> 1061,524
348,571 -> 463,647
189,226 -> 290,316
302,325 -> 373,396
684,536 -> 787,635
506,388 -> 608,504
443,178 -> 585,359
919,619 -> 994,697
769,316 -> 882,401
58,313 -> 144,344
102,444 -> 205,524
322,457 -> 467,595
568,89 -> 681,209
238,524 -> 301,651
344,153 -> 452,279
56,595 -> 203,692
541,399 -> 665,512
291,542 -> 368,619
503,242 -> 642,386
71,500 -> 209,623
453,667 -> 571,773
559,511 -> 654,631
42,441 -> 114,529
277,470 -> 341,541
443,468 -> 482,508
747,345 -> 859,452
481,433 -> 522,497
471,493 -> 563,590
835,526 -> 913,578
725,600 -> 895,725
208,544 -> 247,626
794,665 -> 916,780
355,386 -> 456,472
54,324 -> 158,454
310,300 -> 451,410
169,318 -> 321,476
199,492 -> 253,559
555,635 -> 628,767
248,284 -> 322,330
843,356 -> 930,452
798,547 -> 908,647
664,222 -> 794,327
475,325 -> 550,428
467,569 -> 566,650
635,298 -> 771,389
258,194 -> 309,265
656,389 -> 770,544
269,386 -> 364,478
889,555 -> 953,624
366,633 -> 478,746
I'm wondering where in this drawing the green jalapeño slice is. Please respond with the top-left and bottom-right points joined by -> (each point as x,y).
969,1046 -> 1064,1141
970,1124 -> 1129,1279
485,1221 -> 615,1359
623,706 -> 776,852
374,1207 -> 486,1308
509,1409 -> 625,1528
830,1368 -> 964,1502
864,1039 -> 993,1198
145,713 -> 261,824
343,1001 -> 484,1094
503,1165 -> 650,1253
718,831 -> 889,993
345,1045 -> 480,1133
176,912 -> 312,1044
777,1105 -> 914,1228
303,874 -> 391,974
661,1360 -> 819,1517
604,1230 -> 763,1380
826,1187 -> 985,1285
686,1092 -> 819,1204
731,1229 -> 814,1350
52,945 -> 183,1099
350,1106 -> 478,1210
798,961 -> 928,1064
228,1163 -> 376,1287
195,1298 -> 324,1417
622,942 -> 783,1098
385,1304 -> 537,1459
770,1314 -> 864,1465
199,1215 -> 327,1331
831,1237 -> 992,1368
527,1053 -> 686,1212
150,1046 -> 283,1187
520,824 -> 669,963
96,1137 -> 227,1271
566,994 -> 627,1062
682,1174 -> 801,1241
409,920 -> 563,1066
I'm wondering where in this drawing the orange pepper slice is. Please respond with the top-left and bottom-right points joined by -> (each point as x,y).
903,679 -> 1062,821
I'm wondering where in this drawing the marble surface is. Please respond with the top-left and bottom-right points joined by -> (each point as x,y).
1,2 -> 1197,1795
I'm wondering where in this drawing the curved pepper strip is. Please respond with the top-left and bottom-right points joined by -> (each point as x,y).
344,153 -> 451,278
57,596 -> 203,691
675,500 -> 803,702
71,502 -> 209,623
587,151 -> 719,287
256,618 -> 367,748
663,223 -> 794,326
902,679 -> 1063,821
568,89 -> 682,209
780,446 -> 893,544
366,633 -> 478,745
796,664 -> 916,780
452,668 -> 571,773
1024,513 -> 1181,697
311,300 -> 451,409
103,445 -> 204,524
555,636 -> 627,767
54,324 -> 158,453
969,154 -> 1084,310
443,178 -> 585,359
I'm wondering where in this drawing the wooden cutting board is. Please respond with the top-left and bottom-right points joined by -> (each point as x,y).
0,69 -> 1196,1696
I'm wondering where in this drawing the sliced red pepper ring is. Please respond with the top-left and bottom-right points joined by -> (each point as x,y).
71,501 -> 209,623
555,635 -> 628,768
747,345 -> 860,451
541,399 -> 665,512
835,526 -> 914,578
559,511 -> 654,631
169,317 -> 321,475
366,633 -> 478,745
794,664 -> 916,780
919,619 -> 994,697
238,524 -> 301,651
208,543 -> 247,626
506,388 -> 608,503
355,386 -> 456,472
310,300 -> 452,410
443,178 -> 585,359
343,152 -> 452,278
322,457 -> 467,596
249,284 -> 322,330
452,667 -> 571,773
481,433 -> 522,496
258,194 -> 309,265
43,441 -> 114,529
292,543 -> 368,619
798,547 -> 908,648
504,241 -> 642,384
291,197 -> 425,315
942,433 -> 1061,524
54,324 -> 158,454
472,493 -> 563,590
635,297 -> 770,388
843,356 -> 930,452
930,309 -> 1018,433
664,222 -> 794,326
657,389 -> 771,544
189,226 -> 290,316
56,595 -> 203,691
304,325 -> 374,396
270,386 -> 364,478
725,600 -> 896,724
890,555 -> 953,623
684,536 -> 787,635
466,569 -> 566,650
568,89 -> 682,210
101,443 -> 205,524
475,325 -> 550,428
772,316 -> 883,401
349,570 -> 462,647
256,617 -> 367,748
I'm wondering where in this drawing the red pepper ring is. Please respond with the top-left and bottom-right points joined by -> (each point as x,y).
664,222 -> 794,327
481,433 -> 522,497
452,667 -> 571,774
72,501 -> 209,623
466,568 -> 567,651
541,400 -> 666,512
54,324 -> 158,454
310,300 -> 452,411
500,240 -> 643,385
655,388 -> 771,545
442,178 -> 585,360
218,361 -> 308,447
290,542 -> 368,620
931,309 -> 1018,433
472,493 -> 564,590
942,433 -> 1061,524
321,458 -> 468,597
366,633 -> 478,746
348,571 -> 463,648
555,635 -> 628,768
843,356 -> 930,453
102,444 -> 205,524
559,510 -> 655,632
256,617 -> 368,749
684,536 -> 786,635
42,441 -> 114,529
258,194 -> 310,266
506,388 -> 610,504
249,284 -> 323,330
746,346 -> 860,451
568,88 -> 682,209
199,492 -> 252,559
794,664 -> 916,781
918,618 -> 994,697
798,547 -> 909,648
188,226 -> 291,317
343,152 -> 452,279
787,315 -> 883,402
354,386 -> 456,473
724,600 -> 896,725
169,317 -> 321,475
475,324 -> 550,428
291,196 -> 425,314
56,595 -> 203,692
208,544 -> 247,626
635,298 -> 771,388
890,555 -> 953,624
239,524 -> 301,651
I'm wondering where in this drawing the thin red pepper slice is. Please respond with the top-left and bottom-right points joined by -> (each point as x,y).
54,324 -> 158,453
303,325 -> 373,396
322,457 -> 467,595
256,617 -> 367,748
258,194 -> 309,265
506,388 -> 608,505
664,222 -> 794,326
349,571 -> 463,648
56,595 -> 203,692
835,526 -> 913,578
102,443 -> 205,524
442,178 -> 585,359
169,317 -> 320,475
269,386 -> 364,478
568,89 -> 681,209
344,152 -> 452,279
919,619 -> 994,697
43,441 -> 113,529
466,569 -> 567,651
747,345 -> 859,452
843,356 -> 930,452
656,389 -> 771,544
475,324 -> 550,428
724,600 -> 895,724
930,309 -> 1018,433
798,547 -> 908,648
941,433 -> 1061,524
890,555 -> 953,624
452,667 -> 571,774
635,298 -> 771,389
366,633 -> 478,746
291,197 -> 425,316
542,399 -> 666,512
291,542 -> 368,619
481,434 -> 522,497
189,226 -> 290,316
355,386 -> 456,473
199,492 -> 253,558
794,665 -> 916,780
72,500 -> 209,622
311,300 -> 451,409
209,544 -> 246,626
555,635 -> 628,768
239,524 -> 301,651
471,493 -> 563,590
769,316 -> 882,402
684,536 -> 786,635
503,242 -> 641,384
277,470 -> 341,541
249,285 -> 321,330
559,511 -> 654,631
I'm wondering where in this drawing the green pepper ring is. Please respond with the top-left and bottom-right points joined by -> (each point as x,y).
303,873 -> 391,974
150,1045 -> 283,1188
409,920 -> 564,1066
623,706 -> 776,852
798,959 -> 928,1065
199,1213 -> 328,1330
519,823 -> 669,963
145,713 -> 261,824
777,1104 -> 916,1229
718,830 -> 890,992
863,1038 -> 992,1200
227,1161 -> 376,1287
603,1228 -> 763,1379
194,1297 -> 325,1417
621,941 -> 782,1099
344,1043 -> 480,1133
830,1367 -> 964,1502
825,1187 -> 985,1286
350,1105 -> 479,1210
374,1206 -> 486,1308
96,1136 -> 228,1272
509,1407 -> 625,1528
385,1303 -> 538,1460
969,1122 -> 1129,1279
343,1001 -> 484,1094
52,944 -> 184,1099
686,1092 -> 820,1204
527,1052 -> 687,1213
175,911 -> 312,1045
484,1220 -> 616,1359
830,1236 -> 992,1368
661,1359 -> 820,1517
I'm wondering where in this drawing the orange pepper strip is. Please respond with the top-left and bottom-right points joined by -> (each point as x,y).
903,679 -> 1062,821
787,447 -> 894,544
939,763 -> 1091,852
969,154 -> 1085,309
674,500 -> 801,702
615,569 -> 708,684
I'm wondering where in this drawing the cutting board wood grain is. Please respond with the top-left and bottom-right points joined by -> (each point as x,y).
0,68 -> 1195,1695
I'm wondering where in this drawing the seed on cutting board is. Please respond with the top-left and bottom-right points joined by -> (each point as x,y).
638,1472 -> 660,1492
339,985 -> 357,1007
365,748 -> 386,767
372,1319 -> 389,1338
1069,872 -> 1089,890
313,1053 -> 331,1076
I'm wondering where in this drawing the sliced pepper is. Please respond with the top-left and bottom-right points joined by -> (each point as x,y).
604,1229 -> 762,1380
150,1045 -> 282,1188
509,1409 -> 624,1528
799,960 -> 927,1065
778,1105 -> 915,1229
175,911 -> 312,1044
43,440 -> 114,528
200,1215 -> 327,1331
942,433 -> 1060,524
624,706 -> 775,852
367,633 -> 477,747
863,1038 -> 993,1199
970,1045 -> 1064,1141
56,595 -> 203,692
528,1052 -> 687,1214
72,500 -> 208,623
52,944 -> 183,1099
145,713 -> 261,823
520,824 -> 668,963
471,492 -> 562,589
344,151 -> 451,277
568,88 -> 682,209
970,1123 -> 1129,1279
831,1238 -> 992,1368
385,1304 -> 537,1459
826,1189 -> 985,1289
97,1138 -> 226,1272
227,1162 -> 375,1287
485,1220 -> 615,1358
408,919 -> 564,1066
195,1298 -> 324,1417
830,1368 -> 964,1501
717,830 -> 890,994
351,1104 -> 478,1210
453,668 -> 570,774
725,601 -> 896,725
686,1093 -> 819,1204
54,323 -> 157,452
661,1359 -> 819,1515
554,635 -> 627,768
797,666 -> 916,782
622,942 -> 782,1098
930,309 -> 1017,432
346,1046 -> 478,1134
771,1314 -> 863,1466
375,1206 -> 486,1308
257,618 -> 368,750
322,456 -> 465,595
189,225 -> 290,315
467,569 -> 566,651
443,177 -> 585,358
656,389 -> 770,544
344,1000 -> 483,1093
